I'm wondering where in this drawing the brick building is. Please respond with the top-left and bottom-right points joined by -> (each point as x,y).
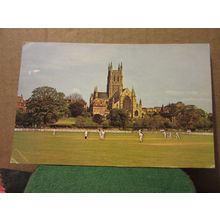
16,95 -> 26,112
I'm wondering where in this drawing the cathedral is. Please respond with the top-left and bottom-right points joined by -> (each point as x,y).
89,62 -> 143,118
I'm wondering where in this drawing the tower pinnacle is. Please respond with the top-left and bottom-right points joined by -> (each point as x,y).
118,62 -> 123,71
139,99 -> 142,106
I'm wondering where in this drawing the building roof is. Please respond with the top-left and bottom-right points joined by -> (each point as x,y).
16,95 -> 26,112
93,98 -> 108,107
97,92 -> 108,99
17,95 -> 24,102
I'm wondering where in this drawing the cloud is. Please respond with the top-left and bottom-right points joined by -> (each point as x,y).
181,97 -> 210,102
165,90 -> 198,97
28,69 -> 40,75
33,69 -> 40,73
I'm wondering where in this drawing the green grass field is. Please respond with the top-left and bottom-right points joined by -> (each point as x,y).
11,131 -> 215,168
55,117 -> 76,126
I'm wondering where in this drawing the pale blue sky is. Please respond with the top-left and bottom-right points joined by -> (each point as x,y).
18,42 -> 212,112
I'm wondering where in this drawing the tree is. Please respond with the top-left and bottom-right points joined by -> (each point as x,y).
66,93 -> 84,103
16,110 -> 25,126
27,86 -> 68,126
108,109 -> 129,129
69,102 -> 85,117
75,116 -> 98,128
102,119 -> 110,129
144,115 -> 168,129
93,114 -> 103,124
160,103 -> 184,120
16,110 -> 33,127
133,118 -> 144,130
158,102 -> 213,130
67,93 -> 87,117
207,113 -> 213,129
176,105 -> 209,130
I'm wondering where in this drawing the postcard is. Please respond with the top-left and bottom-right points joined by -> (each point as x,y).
11,42 -> 214,168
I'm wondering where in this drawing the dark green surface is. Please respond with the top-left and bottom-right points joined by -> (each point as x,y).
24,165 -> 195,193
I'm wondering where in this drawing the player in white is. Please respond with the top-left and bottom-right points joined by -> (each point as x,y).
84,130 -> 88,139
139,129 -> 144,143
175,131 -> 181,139
101,129 -> 105,140
163,131 -> 167,139
168,132 -> 172,138
98,128 -> 102,139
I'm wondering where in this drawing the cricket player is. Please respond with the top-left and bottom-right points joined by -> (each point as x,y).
101,129 -> 105,140
98,128 -> 102,139
163,131 -> 167,138
139,129 -> 143,136
139,130 -> 144,143
168,132 -> 172,138
85,130 -> 88,139
175,132 -> 181,139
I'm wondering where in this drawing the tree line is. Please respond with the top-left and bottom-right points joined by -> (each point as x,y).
16,86 -> 213,131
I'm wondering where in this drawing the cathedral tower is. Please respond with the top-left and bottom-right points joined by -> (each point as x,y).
107,62 -> 123,98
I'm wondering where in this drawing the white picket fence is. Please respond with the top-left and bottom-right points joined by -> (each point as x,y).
14,128 -> 132,133
14,128 -> 213,135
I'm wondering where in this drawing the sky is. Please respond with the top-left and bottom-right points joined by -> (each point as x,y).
18,42 -> 213,112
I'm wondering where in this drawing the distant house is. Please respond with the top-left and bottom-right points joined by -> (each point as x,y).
142,107 -> 161,114
90,88 -> 109,116
16,95 -> 26,112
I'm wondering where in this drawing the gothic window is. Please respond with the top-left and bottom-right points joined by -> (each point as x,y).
114,76 -> 116,81
117,76 -> 119,82
123,96 -> 132,113
135,110 -> 139,117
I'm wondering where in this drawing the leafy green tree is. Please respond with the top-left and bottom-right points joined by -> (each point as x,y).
67,93 -> 87,117
159,102 -> 212,130
133,118 -> 144,130
93,114 -> 103,124
27,86 -> 68,126
146,115 -> 168,129
108,109 -> 129,129
102,120 -> 110,129
75,116 -> 98,128
69,102 -> 85,117
160,103 -> 184,120
195,117 -> 212,130
176,105 -> 209,130
16,110 -> 35,127
16,110 -> 25,126
207,113 -> 213,129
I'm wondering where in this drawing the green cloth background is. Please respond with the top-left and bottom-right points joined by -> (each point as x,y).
25,165 -> 195,193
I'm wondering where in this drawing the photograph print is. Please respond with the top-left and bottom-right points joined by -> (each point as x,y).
11,42 -> 214,168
